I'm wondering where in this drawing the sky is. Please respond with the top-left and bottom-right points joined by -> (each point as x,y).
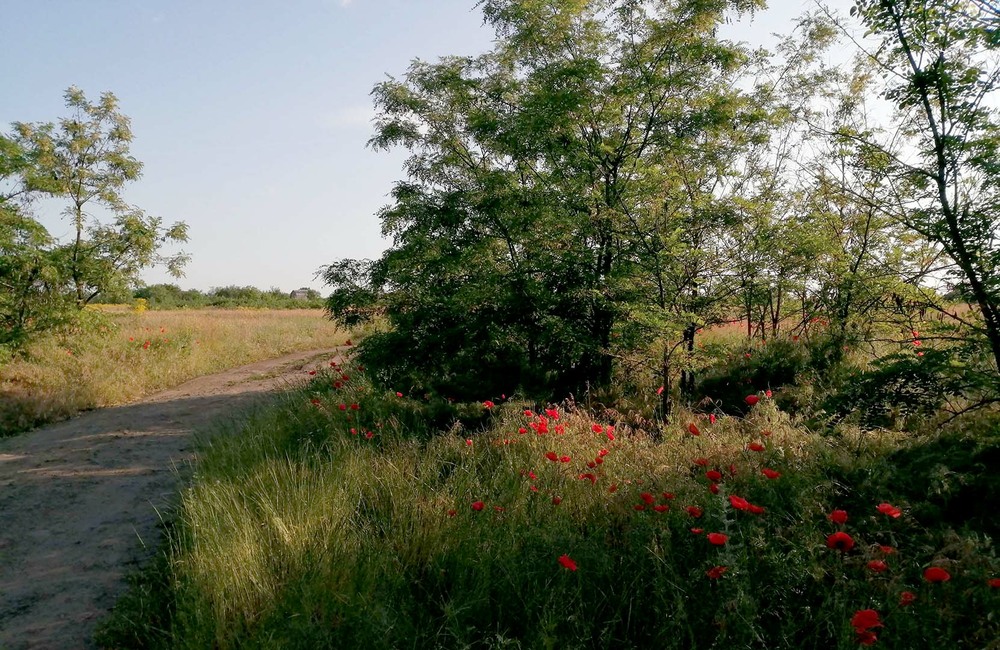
2,0 -> 850,293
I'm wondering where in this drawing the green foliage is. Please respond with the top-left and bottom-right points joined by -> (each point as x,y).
133,284 -> 326,310
325,0 -> 771,403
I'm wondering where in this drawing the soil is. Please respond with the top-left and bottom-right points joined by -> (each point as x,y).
0,347 -> 343,649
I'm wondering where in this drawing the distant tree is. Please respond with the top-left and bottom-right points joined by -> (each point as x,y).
13,86 -> 188,308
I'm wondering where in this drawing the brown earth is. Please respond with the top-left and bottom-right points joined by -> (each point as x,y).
0,347 -> 343,649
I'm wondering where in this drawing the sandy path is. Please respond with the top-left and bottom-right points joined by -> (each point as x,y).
0,347 -> 342,649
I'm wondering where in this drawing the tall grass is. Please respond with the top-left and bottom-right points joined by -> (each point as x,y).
0,308 -> 346,435
98,369 -> 1000,649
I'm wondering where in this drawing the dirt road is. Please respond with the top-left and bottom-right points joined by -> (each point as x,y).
0,347 -> 342,649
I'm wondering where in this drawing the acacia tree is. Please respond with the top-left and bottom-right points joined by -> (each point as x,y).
325,0 -> 764,403
845,0 -> 1000,374
13,87 -> 188,308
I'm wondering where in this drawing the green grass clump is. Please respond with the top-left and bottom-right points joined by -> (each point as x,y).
97,370 -> 1000,649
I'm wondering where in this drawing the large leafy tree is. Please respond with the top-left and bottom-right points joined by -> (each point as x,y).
325,0 -> 765,402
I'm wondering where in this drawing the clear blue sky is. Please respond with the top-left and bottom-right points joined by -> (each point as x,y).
2,0 -> 845,293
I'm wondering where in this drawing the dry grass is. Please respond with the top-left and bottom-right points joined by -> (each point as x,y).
0,309 -> 347,436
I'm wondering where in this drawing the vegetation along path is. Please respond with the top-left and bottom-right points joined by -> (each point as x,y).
0,347 -> 343,649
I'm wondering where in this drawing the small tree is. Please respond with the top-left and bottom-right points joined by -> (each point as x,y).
13,86 -> 188,307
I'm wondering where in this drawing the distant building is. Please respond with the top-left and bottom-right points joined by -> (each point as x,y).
290,287 -> 311,300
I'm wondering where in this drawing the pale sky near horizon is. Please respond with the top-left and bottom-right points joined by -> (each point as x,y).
3,0 -> 851,293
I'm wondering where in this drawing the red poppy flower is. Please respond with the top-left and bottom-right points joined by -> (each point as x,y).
523,410 -> 534,417
586,461 -> 596,468
545,451 -> 559,462
826,531 -> 855,552
552,496 -> 562,505
483,400 -> 495,409
471,501 -> 485,511
530,485 -> 539,492
656,386 -> 664,395
364,431 -> 374,439
867,560 -> 888,573
747,442 -> 765,452
594,456 -> 603,465
634,505 -> 646,511
851,609 -> 883,632
706,566 -> 728,579
688,423 -> 701,436
706,470 -> 723,482
608,484 -> 618,493
707,533 -> 728,546
876,503 -> 902,518
338,404 -> 347,411
493,506 -> 505,512
545,408 -> 559,419
878,545 -> 896,554
465,439 -> 473,446
988,578 -> 1000,588
923,567 -> 951,583
592,424 -> 603,433
606,428 -> 615,441
765,389 -> 773,398
662,492 -> 675,500
728,464 -> 737,476
913,339 -> 921,346
640,492 -> 655,505
708,483 -> 719,494
745,395 -> 759,406
693,458 -> 709,467
828,509 -> 848,524
747,504 -> 765,515
685,506 -> 703,518
447,509 -> 457,517
598,448 -> 609,457
559,455 -> 571,463
345,339 -> 352,346
555,425 -> 565,434
691,527 -> 704,534
518,427 -> 527,434
709,414 -> 717,424
350,428 -> 357,435
653,504 -> 669,512
579,473 -> 597,484
558,554 -> 577,571
308,370 -> 317,376
762,468 -> 781,479
729,495 -> 750,511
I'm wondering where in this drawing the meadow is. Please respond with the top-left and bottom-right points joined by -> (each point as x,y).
0,308 -> 346,436
96,341 -> 1000,649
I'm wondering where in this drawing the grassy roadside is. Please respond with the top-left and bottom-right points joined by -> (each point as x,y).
0,308 -> 347,436
96,367 -> 1000,649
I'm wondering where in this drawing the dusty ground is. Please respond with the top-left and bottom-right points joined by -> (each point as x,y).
0,347 -> 342,649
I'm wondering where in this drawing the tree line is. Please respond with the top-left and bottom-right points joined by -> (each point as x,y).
322,0 -> 1000,414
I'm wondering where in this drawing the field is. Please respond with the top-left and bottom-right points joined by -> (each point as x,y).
96,359 -> 1000,649
0,308 -> 347,436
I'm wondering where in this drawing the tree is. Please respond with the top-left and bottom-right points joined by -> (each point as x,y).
325,0 -> 765,404
845,0 -> 1000,375
13,86 -> 188,308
